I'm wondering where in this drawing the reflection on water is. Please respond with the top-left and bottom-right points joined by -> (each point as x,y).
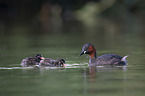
82,65 -> 131,95
0,31 -> 145,96
0,46 -> 145,96
1,2 -> 145,95
0,64 -> 141,96
0,28 -> 145,96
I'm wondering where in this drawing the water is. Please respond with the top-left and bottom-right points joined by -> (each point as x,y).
0,32 -> 145,96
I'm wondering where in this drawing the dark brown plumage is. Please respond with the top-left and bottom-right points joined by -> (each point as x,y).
20,54 -> 44,66
40,58 -> 65,67
80,43 -> 128,66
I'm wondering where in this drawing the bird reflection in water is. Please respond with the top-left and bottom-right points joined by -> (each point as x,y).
83,65 -> 127,94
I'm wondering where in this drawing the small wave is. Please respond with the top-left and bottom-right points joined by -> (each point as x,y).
0,63 -> 126,70
0,67 -> 34,70
0,63 -> 88,70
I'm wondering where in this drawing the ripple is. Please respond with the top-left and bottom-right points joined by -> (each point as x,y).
0,63 -> 127,70
0,67 -> 34,70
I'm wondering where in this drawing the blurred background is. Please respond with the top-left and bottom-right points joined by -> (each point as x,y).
0,0 -> 145,35
1,1 -> 145,96
0,0 -> 145,65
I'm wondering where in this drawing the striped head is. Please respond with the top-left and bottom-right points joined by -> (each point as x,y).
58,59 -> 65,67
35,54 -> 45,62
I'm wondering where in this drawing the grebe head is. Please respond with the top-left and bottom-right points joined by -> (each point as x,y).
80,43 -> 96,58
58,58 -> 65,67
35,54 -> 45,62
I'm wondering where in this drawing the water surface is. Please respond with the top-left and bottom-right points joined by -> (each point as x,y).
0,33 -> 145,96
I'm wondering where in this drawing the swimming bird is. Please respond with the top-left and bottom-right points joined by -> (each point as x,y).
20,54 -> 45,66
80,43 -> 128,66
39,58 -> 65,67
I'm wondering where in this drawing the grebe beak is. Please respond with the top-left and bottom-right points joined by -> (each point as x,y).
80,51 -> 86,56
41,57 -> 45,60
63,63 -> 66,68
